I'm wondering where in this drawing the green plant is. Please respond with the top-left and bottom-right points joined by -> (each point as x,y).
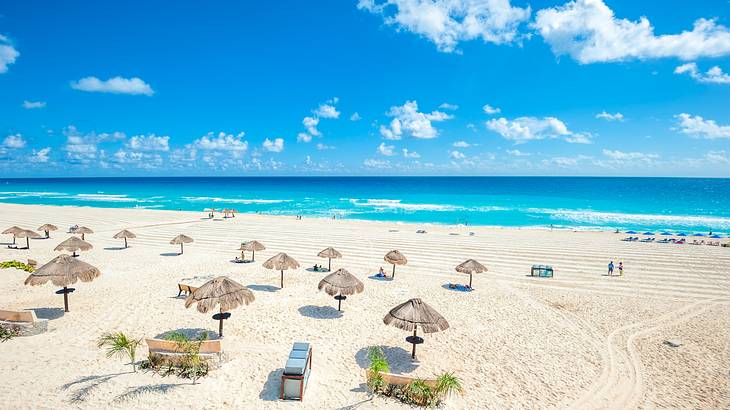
405,379 -> 435,407
97,332 -> 143,372
0,324 -> 20,342
0,260 -> 34,272
366,346 -> 390,392
435,372 -> 463,399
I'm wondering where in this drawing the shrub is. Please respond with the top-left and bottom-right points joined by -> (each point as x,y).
0,324 -> 20,342
0,260 -> 34,272
97,332 -> 143,372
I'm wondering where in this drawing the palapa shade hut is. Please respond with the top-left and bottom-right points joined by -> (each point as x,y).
239,240 -> 265,261
455,259 -> 488,289
383,298 -> 449,360
185,276 -> 254,337
3,226 -> 22,245
263,252 -> 300,288
170,234 -> 193,255
318,268 -> 364,311
24,254 -> 101,312
384,250 -> 407,278
37,224 -> 58,239
15,229 -> 41,249
54,236 -> 93,257
113,229 -> 137,248
318,247 -> 342,271
75,226 -> 94,240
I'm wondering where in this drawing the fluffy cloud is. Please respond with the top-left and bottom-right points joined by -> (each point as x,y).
0,35 -> 19,74
675,113 -> 730,139
297,132 -> 313,143
111,150 -> 163,169
439,103 -> 458,110
263,137 -> 285,153
316,143 -> 335,150
452,140 -> 471,148
313,103 -> 340,119
534,0 -> 730,64
486,116 -> 591,144
192,131 -> 249,150
506,149 -> 529,156
378,142 -> 396,156
2,134 -> 26,149
379,100 -> 453,140
350,112 -> 362,121
31,147 -> 51,163
299,98 -> 340,142
402,148 -> 421,158
71,76 -> 154,96
358,0 -> 531,52
675,63 -> 730,84
602,149 -> 658,162
482,104 -> 501,114
706,150 -> 729,163
595,111 -> 624,121
126,134 -> 170,152
449,150 -> 465,159
22,100 -> 46,109
302,116 -> 320,137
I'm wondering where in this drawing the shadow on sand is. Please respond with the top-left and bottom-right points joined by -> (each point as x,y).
159,252 -> 181,257
259,368 -> 284,401
355,346 -> 418,373
29,307 -> 65,320
62,372 -> 131,403
298,305 -> 343,319
113,383 -> 182,403
103,246 -> 128,251
247,284 -> 279,293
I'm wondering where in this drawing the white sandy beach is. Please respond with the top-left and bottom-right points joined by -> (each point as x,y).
1,203 -> 729,409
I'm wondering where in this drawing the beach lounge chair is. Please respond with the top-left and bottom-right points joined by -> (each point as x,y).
280,342 -> 312,401
177,284 -> 198,297
530,265 -> 554,278
0,309 -> 48,336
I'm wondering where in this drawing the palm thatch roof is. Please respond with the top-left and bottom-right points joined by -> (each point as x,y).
384,250 -> 407,265
37,224 -> 58,232
75,226 -> 94,235
170,234 -> 194,245
15,229 -> 41,239
318,247 -> 342,259
383,298 -> 449,333
262,252 -> 300,270
240,240 -> 266,251
24,254 -> 101,287
318,268 -> 364,296
113,229 -> 137,239
455,259 -> 488,274
55,236 -> 93,252
184,276 -> 254,313
2,226 -> 22,235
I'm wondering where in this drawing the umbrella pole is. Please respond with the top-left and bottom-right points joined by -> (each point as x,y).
45,230 -> 49,238
338,296 -> 342,311
469,273 -> 473,288
180,243 -> 184,254
81,233 -> 85,240
392,264 -> 396,278
26,237 -> 30,249
124,237 -> 128,248
72,251 -> 77,257
12,235 -> 15,245
218,308 -> 224,337
328,258 -> 332,271
63,286 -> 69,312
252,250 -> 255,261
280,270 -> 284,288
411,326 -> 417,359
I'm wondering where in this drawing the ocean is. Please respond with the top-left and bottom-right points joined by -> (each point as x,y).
0,177 -> 728,233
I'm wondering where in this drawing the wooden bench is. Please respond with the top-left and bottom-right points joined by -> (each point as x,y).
177,284 -> 198,297
0,309 -> 48,336
145,338 -> 222,367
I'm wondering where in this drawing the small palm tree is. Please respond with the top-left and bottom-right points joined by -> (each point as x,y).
366,346 -> 390,392
435,372 -> 463,400
97,332 -> 142,372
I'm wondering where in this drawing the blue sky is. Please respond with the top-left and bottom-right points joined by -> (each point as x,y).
1,0 -> 729,177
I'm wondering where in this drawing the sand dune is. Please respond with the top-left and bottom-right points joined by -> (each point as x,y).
1,203 -> 728,409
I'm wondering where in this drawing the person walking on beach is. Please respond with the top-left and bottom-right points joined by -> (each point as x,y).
618,262 -> 623,276
608,261 -> 614,276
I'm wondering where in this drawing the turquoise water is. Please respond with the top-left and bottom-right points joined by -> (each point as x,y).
0,177 -> 728,233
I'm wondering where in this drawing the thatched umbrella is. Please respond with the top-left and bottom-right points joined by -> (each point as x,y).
170,234 -> 193,254
3,226 -> 22,245
318,247 -> 342,271
75,226 -> 94,240
185,276 -> 254,337
55,236 -> 93,257
113,229 -> 136,248
24,254 -> 101,312
383,298 -> 449,360
455,259 -> 487,289
15,229 -> 41,249
37,224 -> 58,239
384,250 -> 407,278
263,252 -> 300,288
318,268 -> 364,311
240,240 -> 265,261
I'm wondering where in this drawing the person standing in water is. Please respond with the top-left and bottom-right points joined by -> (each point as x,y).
608,261 -> 614,276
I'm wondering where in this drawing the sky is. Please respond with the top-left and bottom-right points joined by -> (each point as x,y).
1,0 -> 730,177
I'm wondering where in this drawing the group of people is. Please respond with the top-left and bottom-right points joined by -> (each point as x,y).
608,260 -> 624,276
311,264 -> 327,272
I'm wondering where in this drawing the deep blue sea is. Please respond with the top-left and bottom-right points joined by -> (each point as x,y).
0,177 -> 728,234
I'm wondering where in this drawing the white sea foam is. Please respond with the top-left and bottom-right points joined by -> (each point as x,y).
530,208 -> 730,229
75,194 -> 137,202
349,198 -> 458,211
0,191 -> 68,197
182,196 -> 291,204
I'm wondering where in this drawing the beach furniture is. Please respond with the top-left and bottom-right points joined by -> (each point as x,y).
384,298 -> 448,361
184,276 -> 254,337
318,268 -> 364,311
177,283 -> 198,297
455,259 -> 487,288
384,250 -> 407,278
24,255 -> 101,312
366,371 -> 438,389
530,265 -> 554,278
263,253 -> 300,288
0,309 -> 48,336
145,337 -> 222,366
317,247 -> 342,271
280,342 -> 313,401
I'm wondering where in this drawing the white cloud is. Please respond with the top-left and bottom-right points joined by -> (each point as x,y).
486,116 -> 591,144
350,112 -> 362,121
192,131 -> 249,151
706,150 -> 729,163
314,104 -> 340,119
297,132 -> 313,143
302,116 -> 320,137
506,149 -> 529,156
31,147 -> 51,163
402,148 -> 421,158
0,35 -> 19,74
316,143 -> 335,150
357,0 -> 531,53
675,113 -> 730,139
363,158 -> 391,169
439,103 -> 458,110
22,100 -> 46,109
602,149 -> 658,162
675,62 -> 730,84
378,142 -> 396,156
533,0 -> 730,64
595,111 -> 624,121
380,100 -> 453,140
452,140 -> 471,148
126,134 -> 170,152
482,104 -> 501,114
110,150 -> 163,170
263,137 -> 285,153
449,150 -> 465,159
70,76 -> 154,96
2,134 -> 26,149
